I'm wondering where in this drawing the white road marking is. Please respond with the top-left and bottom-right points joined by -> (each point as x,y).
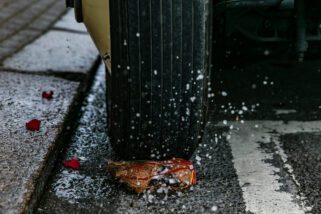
220,121 -> 321,214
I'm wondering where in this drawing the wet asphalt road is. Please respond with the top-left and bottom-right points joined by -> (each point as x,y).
37,58 -> 321,213
36,64 -> 246,214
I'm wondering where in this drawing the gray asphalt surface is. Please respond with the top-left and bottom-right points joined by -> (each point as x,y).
36,64 -> 246,214
281,133 -> 321,213
37,58 -> 321,213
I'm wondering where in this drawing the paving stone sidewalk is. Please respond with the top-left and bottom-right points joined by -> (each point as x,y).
0,2 -> 101,213
0,0 -> 66,61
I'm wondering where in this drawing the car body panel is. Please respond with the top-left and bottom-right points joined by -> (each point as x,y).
82,0 -> 111,71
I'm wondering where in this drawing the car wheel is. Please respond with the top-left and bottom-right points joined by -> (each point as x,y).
108,0 -> 212,160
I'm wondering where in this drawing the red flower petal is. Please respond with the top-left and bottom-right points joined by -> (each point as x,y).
42,91 -> 54,99
64,158 -> 80,170
26,119 -> 41,131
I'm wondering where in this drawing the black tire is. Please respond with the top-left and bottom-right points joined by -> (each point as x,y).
108,0 -> 212,160
74,0 -> 83,23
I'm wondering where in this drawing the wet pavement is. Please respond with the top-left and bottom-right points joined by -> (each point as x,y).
2,30 -> 98,74
37,64 -> 246,214
282,133 -> 321,213
0,0 -> 66,61
2,1 -> 321,213
0,72 -> 79,213
38,58 -> 321,213
0,7 -> 99,213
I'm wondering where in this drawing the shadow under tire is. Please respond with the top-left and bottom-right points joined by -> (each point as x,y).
108,0 -> 212,160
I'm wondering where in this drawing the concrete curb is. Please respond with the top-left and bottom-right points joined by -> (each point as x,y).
0,10 -> 101,214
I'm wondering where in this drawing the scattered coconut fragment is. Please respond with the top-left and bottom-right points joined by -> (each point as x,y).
107,158 -> 196,193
